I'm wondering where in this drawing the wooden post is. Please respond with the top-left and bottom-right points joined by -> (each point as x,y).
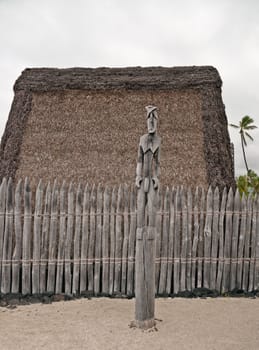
40,182 -> 51,293
22,178 -> 32,295
12,179 -> 22,293
102,186 -> 110,295
134,105 -> 160,329
0,178 -> 7,291
80,184 -> 90,293
32,180 -> 43,294
72,183 -> 83,295
1,178 -> 13,294
56,181 -> 67,294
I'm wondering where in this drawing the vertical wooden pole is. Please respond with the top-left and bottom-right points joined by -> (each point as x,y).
135,182 -> 156,329
64,182 -> 74,295
88,185 -> 96,293
40,182 -> 51,293
203,186 -> 213,289
127,185 -> 136,297
197,188 -> 205,288
230,189 -> 241,290
80,184 -> 90,293
166,187 -> 175,294
0,178 -> 7,290
216,187 -> 227,292
191,187 -> 199,290
222,188 -> 233,294
109,186 -> 116,295
12,179 -> 22,293
1,178 -> 13,294
155,190 -> 162,293
22,178 -> 32,295
248,196 -> 257,291
159,187 -> 169,294
114,185 -> 123,294
32,180 -> 43,294
186,187 -> 193,291
254,196 -> 259,289
180,188 -> 188,291
242,193 -> 252,291
47,180 -> 59,293
56,181 -> 67,294
121,184 -> 129,295
173,187 -> 181,294
236,194 -> 247,289
94,184 -> 102,295
102,186 -> 110,295
72,183 -> 83,295
210,187 -> 219,290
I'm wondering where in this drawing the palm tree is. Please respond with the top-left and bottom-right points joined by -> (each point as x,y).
230,116 -> 257,173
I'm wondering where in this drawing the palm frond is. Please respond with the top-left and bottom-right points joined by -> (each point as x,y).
229,124 -> 239,128
245,132 -> 254,141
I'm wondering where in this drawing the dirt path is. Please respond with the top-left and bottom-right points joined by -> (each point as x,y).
0,298 -> 259,350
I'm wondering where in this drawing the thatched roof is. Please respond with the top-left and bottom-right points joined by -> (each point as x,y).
0,66 -> 234,188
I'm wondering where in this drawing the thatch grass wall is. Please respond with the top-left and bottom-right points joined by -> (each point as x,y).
0,66 -> 234,189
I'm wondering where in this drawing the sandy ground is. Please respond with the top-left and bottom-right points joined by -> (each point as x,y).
0,297 -> 259,350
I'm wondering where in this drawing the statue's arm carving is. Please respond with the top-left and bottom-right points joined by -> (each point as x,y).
135,144 -> 143,188
152,144 -> 161,189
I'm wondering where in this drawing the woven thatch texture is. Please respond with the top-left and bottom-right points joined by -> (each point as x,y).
0,66 -> 235,189
14,89 -> 207,187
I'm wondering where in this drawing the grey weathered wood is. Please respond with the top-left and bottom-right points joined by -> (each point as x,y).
32,180 -> 43,294
94,184 -> 102,295
0,178 -> 7,289
12,179 -> 22,293
191,187 -> 199,290
1,178 -> 13,294
102,186 -> 110,295
121,184 -> 129,295
40,182 -> 51,293
22,178 -> 32,295
127,186 -> 136,296
203,186 -> 213,289
186,187 -> 193,291
47,180 -> 59,293
180,188 -> 188,291
55,181 -> 67,294
64,182 -> 74,295
72,183 -> 83,295
166,187 -> 175,294
210,187 -> 219,290
87,185 -> 96,293
155,190 -> 162,294
159,187 -> 169,294
197,188 -> 205,288
216,187 -> 227,292
248,196 -> 257,291
236,194 -> 247,289
173,187 -> 181,294
80,184 -> 90,293
242,193 -> 252,291
254,196 -> 259,289
222,188 -> 233,294
109,187 -> 116,295
114,185 -> 123,293
230,189 -> 241,290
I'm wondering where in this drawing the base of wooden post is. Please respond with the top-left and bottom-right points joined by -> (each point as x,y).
131,318 -> 156,330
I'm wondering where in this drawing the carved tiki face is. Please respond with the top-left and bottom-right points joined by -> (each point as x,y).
146,106 -> 158,134
147,110 -> 158,134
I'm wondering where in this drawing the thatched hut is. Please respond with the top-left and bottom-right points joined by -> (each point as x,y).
0,66 -> 234,188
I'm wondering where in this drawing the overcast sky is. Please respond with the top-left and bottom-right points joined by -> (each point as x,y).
0,0 -> 258,176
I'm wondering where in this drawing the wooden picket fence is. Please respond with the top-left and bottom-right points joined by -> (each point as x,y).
0,177 -> 259,296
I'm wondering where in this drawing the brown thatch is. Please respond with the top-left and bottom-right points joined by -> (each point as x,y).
0,66 -> 235,188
